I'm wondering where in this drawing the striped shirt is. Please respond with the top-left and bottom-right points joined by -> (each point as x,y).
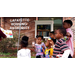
53,39 -> 69,58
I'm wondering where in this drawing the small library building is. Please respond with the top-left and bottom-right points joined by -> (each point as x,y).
0,17 -> 75,49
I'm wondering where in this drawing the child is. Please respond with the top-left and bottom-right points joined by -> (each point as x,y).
49,31 -> 56,44
53,28 -> 71,58
44,37 -> 53,58
17,36 -> 31,58
32,35 -> 46,58
63,20 -> 74,58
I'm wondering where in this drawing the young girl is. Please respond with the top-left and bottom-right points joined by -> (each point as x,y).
32,35 -> 46,58
17,36 -> 31,58
44,37 -> 53,58
63,20 -> 74,58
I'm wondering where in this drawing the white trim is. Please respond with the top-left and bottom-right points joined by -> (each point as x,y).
35,20 -> 54,38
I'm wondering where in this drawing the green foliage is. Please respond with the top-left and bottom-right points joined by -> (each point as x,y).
0,31 -> 25,53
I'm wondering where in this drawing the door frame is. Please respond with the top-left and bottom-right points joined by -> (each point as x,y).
35,20 -> 54,38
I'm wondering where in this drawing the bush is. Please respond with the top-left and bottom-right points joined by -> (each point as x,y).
0,31 -> 25,53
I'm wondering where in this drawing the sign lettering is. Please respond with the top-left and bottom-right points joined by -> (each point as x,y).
10,18 -> 30,30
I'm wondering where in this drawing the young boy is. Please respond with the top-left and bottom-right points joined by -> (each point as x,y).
17,36 -> 31,58
53,28 -> 70,58
49,31 -> 56,44
32,35 -> 46,58
63,20 -> 74,58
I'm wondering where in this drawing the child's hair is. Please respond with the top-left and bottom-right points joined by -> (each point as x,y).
64,20 -> 73,26
36,35 -> 43,39
57,27 -> 66,36
22,36 -> 29,41
50,31 -> 55,35
20,36 -> 29,47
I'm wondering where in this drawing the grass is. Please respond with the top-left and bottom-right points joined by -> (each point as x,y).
0,50 -> 36,58
31,56 -> 35,58
0,56 -> 17,58
0,52 -> 35,58
0,52 -> 11,55
0,52 -> 17,58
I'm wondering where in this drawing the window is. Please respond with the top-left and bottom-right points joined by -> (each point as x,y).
35,20 -> 54,38
38,17 -> 63,30
35,17 -> 62,38
37,25 -> 51,37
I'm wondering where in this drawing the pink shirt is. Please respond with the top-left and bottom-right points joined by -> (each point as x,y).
66,28 -> 74,57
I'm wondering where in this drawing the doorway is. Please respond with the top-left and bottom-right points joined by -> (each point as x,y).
35,20 -> 54,38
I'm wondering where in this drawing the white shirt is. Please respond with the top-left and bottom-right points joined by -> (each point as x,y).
17,49 -> 31,58
57,49 -> 71,58
61,49 -> 71,58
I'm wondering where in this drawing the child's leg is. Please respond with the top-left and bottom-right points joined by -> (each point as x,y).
68,54 -> 72,58
36,55 -> 41,58
41,55 -> 44,58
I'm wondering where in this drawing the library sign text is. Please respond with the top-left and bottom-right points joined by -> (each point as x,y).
10,18 -> 30,30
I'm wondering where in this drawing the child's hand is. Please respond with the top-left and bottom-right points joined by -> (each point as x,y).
32,44 -> 36,49
42,46 -> 45,49
56,56 -> 59,58
50,40 -> 54,45
56,55 -> 62,58
32,45 -> 35,48
66,32 -> 71,37
32,41 -> 35,48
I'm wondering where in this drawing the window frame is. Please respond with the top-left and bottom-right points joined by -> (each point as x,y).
35,20 -> 54,38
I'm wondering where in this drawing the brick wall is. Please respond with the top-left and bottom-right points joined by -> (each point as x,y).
1,17 -> 5,28
1,17 -> 36,47
63,17 -> 75,50
2,17 -> 75,49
